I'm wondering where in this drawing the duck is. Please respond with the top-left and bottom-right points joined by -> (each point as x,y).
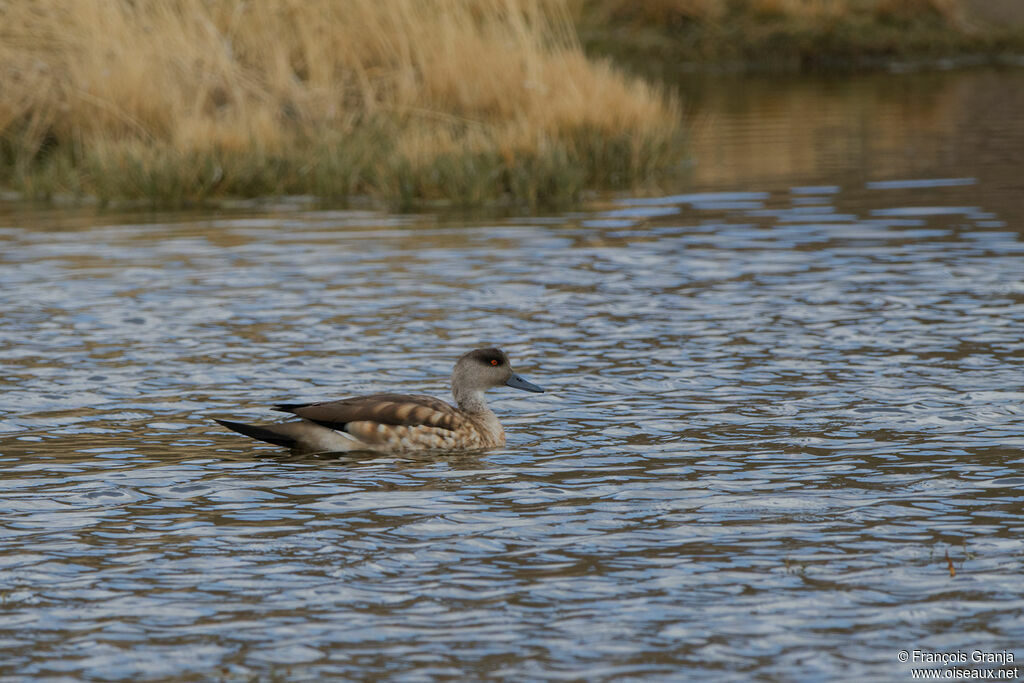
214,347 -> 544,455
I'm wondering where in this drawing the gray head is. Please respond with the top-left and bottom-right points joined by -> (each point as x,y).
451,347 -> 544,410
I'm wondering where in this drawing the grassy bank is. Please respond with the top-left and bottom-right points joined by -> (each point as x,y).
0,0 -> 683,209
576,0 -> 1024,71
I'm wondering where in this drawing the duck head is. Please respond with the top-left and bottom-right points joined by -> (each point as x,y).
452,347 -> 544,410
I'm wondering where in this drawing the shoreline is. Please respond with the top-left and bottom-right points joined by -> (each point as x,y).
576,0 -> 1024,75
3,0 -> 1022,210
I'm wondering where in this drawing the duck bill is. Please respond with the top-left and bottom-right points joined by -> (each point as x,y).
505,373 -> 545,393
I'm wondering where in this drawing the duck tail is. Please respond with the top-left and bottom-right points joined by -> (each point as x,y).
213,419 -> 298,449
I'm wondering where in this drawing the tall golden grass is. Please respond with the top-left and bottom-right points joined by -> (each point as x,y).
0,0 -> 684,207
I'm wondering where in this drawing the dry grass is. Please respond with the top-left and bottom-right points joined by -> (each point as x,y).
0,0 -> 684,208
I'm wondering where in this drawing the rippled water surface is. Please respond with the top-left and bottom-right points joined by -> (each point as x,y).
2,67 -> 1024,680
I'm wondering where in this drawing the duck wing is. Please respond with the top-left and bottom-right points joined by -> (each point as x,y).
273,393 -> 460,432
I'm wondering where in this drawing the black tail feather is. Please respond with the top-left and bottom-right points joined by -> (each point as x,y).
273,403 -> 309,413
213,419 -> 297,449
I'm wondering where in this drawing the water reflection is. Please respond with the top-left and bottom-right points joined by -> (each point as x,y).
1,67 -> 1024,679
684,66 -> 1024,223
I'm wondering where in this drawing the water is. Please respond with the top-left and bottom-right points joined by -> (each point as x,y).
2,67 -> 1023,680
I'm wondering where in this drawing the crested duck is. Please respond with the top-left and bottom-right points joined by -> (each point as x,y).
214,347 -> 544,454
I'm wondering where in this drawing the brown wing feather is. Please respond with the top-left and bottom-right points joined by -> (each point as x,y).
343,421 -> 460,448
274,393 -> 460,431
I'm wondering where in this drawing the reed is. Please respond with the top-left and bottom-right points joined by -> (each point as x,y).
0,0 -> 684,208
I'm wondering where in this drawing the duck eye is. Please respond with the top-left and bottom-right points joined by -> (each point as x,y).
490,359 -> 499,366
